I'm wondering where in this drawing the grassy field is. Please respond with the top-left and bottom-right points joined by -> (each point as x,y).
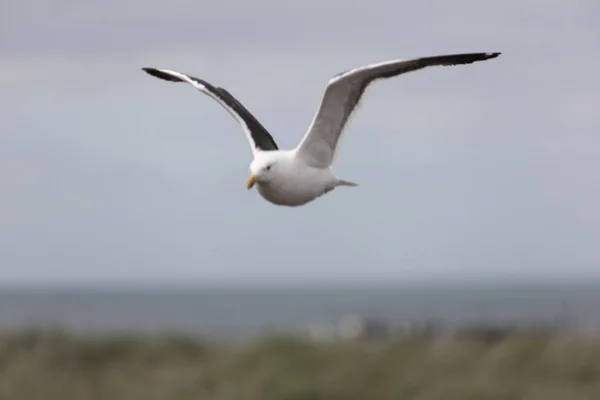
1,328 -> 600,400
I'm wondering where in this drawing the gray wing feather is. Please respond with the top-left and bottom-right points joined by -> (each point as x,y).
295,52 -> 501,168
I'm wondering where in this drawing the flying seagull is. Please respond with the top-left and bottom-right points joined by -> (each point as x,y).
142,52 -> 500,207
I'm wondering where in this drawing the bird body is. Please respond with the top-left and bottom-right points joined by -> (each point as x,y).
248,150 -> 354,206
142,52 -> 500,207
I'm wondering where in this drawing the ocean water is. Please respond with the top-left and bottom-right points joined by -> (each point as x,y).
1,283 -> 599,339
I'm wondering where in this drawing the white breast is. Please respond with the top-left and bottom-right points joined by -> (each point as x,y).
256,162 -> 335,207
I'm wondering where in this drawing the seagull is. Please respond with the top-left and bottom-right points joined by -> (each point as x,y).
142,52 -> 500,207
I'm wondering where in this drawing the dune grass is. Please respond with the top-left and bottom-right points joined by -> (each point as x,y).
1,328 -> 600,400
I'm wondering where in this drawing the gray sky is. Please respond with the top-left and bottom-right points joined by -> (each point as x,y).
1,0 -> 599,287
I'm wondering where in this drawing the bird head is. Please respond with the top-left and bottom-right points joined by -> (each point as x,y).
247,160 -> 275,190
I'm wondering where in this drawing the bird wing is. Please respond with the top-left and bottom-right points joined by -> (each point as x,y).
142,67 -> 279,154
294,52 -> 501,168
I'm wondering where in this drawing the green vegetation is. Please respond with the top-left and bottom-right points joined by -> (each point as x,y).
1,328 -> 600,399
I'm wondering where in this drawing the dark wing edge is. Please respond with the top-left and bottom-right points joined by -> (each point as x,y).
141,67 -> 279,152
416,52 -> 501,67
372,52 -> 502,80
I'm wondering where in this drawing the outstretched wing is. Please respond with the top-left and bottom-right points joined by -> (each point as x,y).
142,67 -> 279,154
294,52 -> 501,168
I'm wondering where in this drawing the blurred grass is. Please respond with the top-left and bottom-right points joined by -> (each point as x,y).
1,328 -> 600,400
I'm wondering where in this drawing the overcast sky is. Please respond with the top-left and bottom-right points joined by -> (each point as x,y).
1,0 -> 598,287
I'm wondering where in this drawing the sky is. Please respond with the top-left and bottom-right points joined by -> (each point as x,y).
0,0 -> 599,287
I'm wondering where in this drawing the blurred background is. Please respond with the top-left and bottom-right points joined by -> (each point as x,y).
1,0 -> 599,399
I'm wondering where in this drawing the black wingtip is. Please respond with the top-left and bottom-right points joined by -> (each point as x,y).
141,67 -> 184,82
141,67 -> 160,77
486,52 -> 502,59
141,67 -> 161,78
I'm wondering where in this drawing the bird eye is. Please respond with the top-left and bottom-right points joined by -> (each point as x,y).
265,165 -> 272,171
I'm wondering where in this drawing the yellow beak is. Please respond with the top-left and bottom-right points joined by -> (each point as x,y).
247,174 -> 258,189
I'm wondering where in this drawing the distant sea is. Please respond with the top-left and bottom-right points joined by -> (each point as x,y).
1,283 -> 599,339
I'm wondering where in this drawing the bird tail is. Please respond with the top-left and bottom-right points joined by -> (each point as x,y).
335,179 -> 358,187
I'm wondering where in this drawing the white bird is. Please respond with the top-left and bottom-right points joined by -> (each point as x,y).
142,52 -> 500,207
